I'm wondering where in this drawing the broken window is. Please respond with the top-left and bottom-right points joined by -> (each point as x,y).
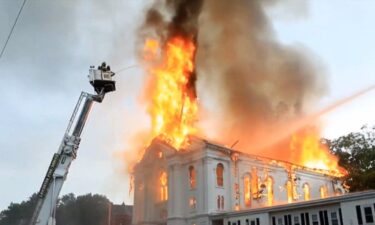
320,185 -> 328,198
189,197 -> 196,209
286,180 -> 293,203
189,165 -> 196,189
302,183 -> 310,200
244,174 -> 251,207
267,176 -> 274,206
160,171 -> 168,201
216,163 -> 224,187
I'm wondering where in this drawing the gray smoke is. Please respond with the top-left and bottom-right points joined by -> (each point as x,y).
138,0 -> 327,157
195,0 -> 326,155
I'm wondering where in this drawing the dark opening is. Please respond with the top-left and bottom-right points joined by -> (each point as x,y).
356,205 -> 363,225
324,210 -> 329,225
212,220 -> 224,225
319,211 -> 324,225
272,217 -> 276,225
284,215 -> 288,225
256,218 -> 259,225
301,213 -> 305,225
305,213 -> 310,225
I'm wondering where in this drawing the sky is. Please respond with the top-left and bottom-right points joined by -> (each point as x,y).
0,0 -> 374,211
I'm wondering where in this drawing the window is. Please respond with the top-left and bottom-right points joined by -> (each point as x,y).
319,210 -> 328,225
256,218 -> 259,225
189,197 -> 196,209
250,221 -> 255,225
246,219 -> 249,225
294,216 -> 300,225
221,196 -> 224,209
244,175 -> 251,207
277,218 -> 283,225
305,213 -> 310,225
311,214 -> 318,225
284,215 -> 292,225
267,176 -> 274,206
160,171 -> 168,201
216,163 -> 224,187
286,181 -> 293,203
356,205 -> 363,225
217,195 -> 220,209
302,183 -> 310,201
189,166 -> 196,189
320,185 -> 328,198
238,220 -> 241,225
251,168 -> 258,199
331,212 -> 339,225
364,206 -> 374,223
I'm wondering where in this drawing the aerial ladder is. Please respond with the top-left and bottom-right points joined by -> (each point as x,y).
29,63 -> 116,225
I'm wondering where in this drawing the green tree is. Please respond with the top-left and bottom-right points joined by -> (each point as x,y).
56,193 -> 110,225
0,193 -> 110,225
0,193 -> 38,225
329,125 -> 375,192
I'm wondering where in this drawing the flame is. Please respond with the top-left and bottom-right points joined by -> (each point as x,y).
290,127 -> 346,176
143,36 -> 198,149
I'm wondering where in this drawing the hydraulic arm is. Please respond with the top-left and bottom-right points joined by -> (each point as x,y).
29,63 -> 116,225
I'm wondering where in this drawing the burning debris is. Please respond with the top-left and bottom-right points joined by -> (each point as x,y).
134,0 -> 345,177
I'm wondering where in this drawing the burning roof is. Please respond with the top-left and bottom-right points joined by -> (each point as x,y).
127,0 -> 347,179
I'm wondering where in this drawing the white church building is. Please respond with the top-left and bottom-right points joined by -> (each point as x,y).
132,137 -> 375,225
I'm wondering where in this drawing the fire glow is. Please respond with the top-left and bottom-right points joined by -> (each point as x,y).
290,127 -> 345,176
141,35 -> 346,177
143,37 -> 198,150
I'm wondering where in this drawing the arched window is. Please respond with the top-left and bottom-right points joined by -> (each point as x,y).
160,171 -> 168,201
216,163 -> 224,187
217,195 -> 220,209
243,174 -> 251,207
320,185 -> 328,198
267,176 -> 274,206
286,180 -> 293,203
302,183 -> 310,200
221,196 -> 224,209
251,168 -> 259,199
189,166 -> 196,189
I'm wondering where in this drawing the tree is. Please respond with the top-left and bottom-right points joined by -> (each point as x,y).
0,193 -> 38,225
56,193 -> 110,225
0,193 -> 110,225
329,125 -> 375,192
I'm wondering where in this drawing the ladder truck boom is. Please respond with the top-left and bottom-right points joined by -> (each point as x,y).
29,63 -> 116,225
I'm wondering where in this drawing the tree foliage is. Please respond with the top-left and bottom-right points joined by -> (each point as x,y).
0,193 -> 110,225
0,193 -> 38,225
329,125 -> 375,192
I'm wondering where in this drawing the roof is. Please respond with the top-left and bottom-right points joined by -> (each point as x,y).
111,203 -> 133,216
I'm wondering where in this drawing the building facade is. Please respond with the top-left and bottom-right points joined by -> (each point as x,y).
132,137 -> 374,225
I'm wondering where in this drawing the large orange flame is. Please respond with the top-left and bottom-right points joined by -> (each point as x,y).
141,36 -> 345,177
143,37 -> 198,149
290,127 -> 346,176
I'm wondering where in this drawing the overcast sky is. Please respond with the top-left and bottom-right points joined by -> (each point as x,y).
1,0 -> 375,211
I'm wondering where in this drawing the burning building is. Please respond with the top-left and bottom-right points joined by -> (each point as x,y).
132,136 -> 351,225
129,1 -> 375,225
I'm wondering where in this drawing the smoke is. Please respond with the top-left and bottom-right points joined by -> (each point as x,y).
195,0 -> 327,159
137,0 -> 328,163
139,0 -> 203,40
